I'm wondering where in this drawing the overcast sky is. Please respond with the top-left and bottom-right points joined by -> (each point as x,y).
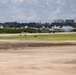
0,0 -> 76,23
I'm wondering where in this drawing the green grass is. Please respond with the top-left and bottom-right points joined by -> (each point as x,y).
0,34 -> 76,41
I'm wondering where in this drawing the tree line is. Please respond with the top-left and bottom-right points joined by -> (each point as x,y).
0,22 -> 76,33
0,28 -> 43,33
0,22 -> 76,28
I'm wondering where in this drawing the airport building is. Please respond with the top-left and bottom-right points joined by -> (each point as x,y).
65,20 -> 74,23
53,19 -> 64,23
51,19 -> 74,27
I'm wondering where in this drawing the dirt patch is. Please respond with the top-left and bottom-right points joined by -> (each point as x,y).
0,40 -> 76,50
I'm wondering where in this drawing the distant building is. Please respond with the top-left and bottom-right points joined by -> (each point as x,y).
53,19 -> 64,23
25,25 -> 28,28
65,20 -> 74,23
51,19 -> 75,28
0,25 -> 3,28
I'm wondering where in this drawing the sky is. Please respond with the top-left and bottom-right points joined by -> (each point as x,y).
0,0 -> 76,23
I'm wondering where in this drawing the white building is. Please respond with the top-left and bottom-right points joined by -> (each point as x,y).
0,25 -> 3,28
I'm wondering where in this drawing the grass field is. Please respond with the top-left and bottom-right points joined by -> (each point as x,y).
0,34 -> 76,41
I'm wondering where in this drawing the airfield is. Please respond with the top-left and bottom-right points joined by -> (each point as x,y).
0,32 -> 76,75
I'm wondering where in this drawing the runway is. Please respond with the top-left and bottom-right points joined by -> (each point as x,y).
0,32 -> 76,36
0,47 -> 76,75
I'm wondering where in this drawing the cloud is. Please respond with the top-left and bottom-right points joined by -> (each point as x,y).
0,0 -> 76,22
57,0 -> 61,4
10,9 -> 38,22
11,0 -> 38,4
0,0 -> 8,4
12,0 -> 24,3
